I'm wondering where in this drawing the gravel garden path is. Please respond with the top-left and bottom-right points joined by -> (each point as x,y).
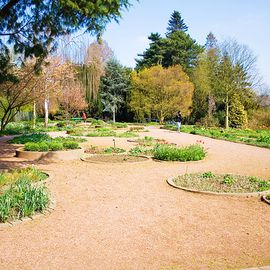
0,127 -> 270,270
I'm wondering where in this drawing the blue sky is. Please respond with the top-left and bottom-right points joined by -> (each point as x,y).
95,0 -> 270,86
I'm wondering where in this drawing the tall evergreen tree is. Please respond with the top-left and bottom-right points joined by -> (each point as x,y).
166,11 -> 188,35
136,12 -> 202,74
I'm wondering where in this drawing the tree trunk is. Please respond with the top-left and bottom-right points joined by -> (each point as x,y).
32,101 -> 36,129
225,93 -> 229,129
112,108 -> 116,123
44,98 -> 49,128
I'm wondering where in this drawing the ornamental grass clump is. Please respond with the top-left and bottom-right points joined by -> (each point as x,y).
153,144 -> 206,161
0,178 -> 49,223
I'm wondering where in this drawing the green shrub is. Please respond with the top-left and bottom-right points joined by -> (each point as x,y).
0,122 -> 31,135
222,174 -> 235,185
257,180 -> 270,191
153,144 -> 206,161
48,141 -> 64,151
129,146 -> 153,156
56,121 -> 66,128
201,171 -> 215,178
24,142 -> 49,152
63,141 -> 79,149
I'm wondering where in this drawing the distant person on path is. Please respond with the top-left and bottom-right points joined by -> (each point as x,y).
82,112 -> 87,122
176,111 -> 182,132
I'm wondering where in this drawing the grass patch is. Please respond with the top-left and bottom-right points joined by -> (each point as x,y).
163,125 -> 270,148
173,172 -> 270,193
116,131 -> 139,138
153,144 -> 206,161
86,129 -> 116,137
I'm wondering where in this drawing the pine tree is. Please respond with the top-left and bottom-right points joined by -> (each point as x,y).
166,11 -> 188,35
135,33 -> 166,70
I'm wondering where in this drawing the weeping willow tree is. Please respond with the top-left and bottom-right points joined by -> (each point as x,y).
80,40 -> 113,106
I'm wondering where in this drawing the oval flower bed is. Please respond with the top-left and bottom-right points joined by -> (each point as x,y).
82,145 -> 150,163
0,167 -> 50,223
168,172 -> 270,196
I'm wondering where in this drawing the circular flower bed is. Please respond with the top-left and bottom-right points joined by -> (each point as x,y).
169,172 -> 270,196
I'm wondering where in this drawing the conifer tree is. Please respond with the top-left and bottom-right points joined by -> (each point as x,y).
166,11 -> 188,35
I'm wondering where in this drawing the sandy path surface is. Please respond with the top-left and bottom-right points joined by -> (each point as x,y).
0,127 -> 270,270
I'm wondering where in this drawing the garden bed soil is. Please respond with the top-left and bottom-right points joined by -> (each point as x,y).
81,154 -> 150,163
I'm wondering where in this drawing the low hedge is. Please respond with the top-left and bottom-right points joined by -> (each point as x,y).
153,144 -> 206,161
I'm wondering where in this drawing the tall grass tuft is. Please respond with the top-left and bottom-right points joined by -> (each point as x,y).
0,178 -> 49,223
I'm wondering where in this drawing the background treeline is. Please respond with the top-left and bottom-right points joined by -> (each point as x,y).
0,10 -> 269,131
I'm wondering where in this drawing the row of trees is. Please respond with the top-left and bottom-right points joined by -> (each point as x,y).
0,5 -> 268,130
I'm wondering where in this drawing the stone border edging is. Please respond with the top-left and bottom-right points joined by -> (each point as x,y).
167,177 -> 270,198
0,172 -> 56,228
15,147 -> 84,161
261,195 -> 270,205
80,153 -> 151,164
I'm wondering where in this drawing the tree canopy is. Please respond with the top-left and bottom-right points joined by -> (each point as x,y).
0,0 -> 131,71
130,65 -> 194,123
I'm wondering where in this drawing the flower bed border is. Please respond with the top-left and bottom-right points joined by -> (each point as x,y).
261,195 -> 270,205
15,147 -> 84,161
81,153 -> 151,164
